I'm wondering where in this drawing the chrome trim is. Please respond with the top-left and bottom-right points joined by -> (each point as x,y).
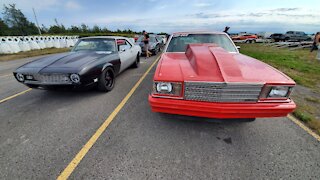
25,74 -> 72,85
151,94 -> 184,100
184,82 -> 263,103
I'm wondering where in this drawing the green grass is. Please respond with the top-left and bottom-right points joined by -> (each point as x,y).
239,44 -> 320,89
239,43 -> 320,135
0,48 -> 71,61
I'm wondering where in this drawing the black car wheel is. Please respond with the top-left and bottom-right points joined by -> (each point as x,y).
131,54 -> 140,68
98,67 -> 115,92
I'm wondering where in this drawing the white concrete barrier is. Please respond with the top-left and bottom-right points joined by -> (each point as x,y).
0,35 -> 79,54
18,37 -> 31,52
0,37 -> 12,54
6,37 -> 21,53
44,36 -> 54,48
53,36 -> 61,48
29,37 -> 41,50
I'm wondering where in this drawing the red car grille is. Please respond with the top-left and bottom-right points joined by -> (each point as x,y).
184,82 -> 263,103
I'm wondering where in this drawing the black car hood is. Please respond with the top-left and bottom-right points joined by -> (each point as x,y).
23,51 -> 107,69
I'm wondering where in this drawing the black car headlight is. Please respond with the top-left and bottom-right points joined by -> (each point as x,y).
70,74 -> 80,83
16,73 -> 25,82
152,81 -> 182,97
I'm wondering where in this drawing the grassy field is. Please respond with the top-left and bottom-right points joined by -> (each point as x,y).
0,48 -> 71,61
239,43 -> 320,135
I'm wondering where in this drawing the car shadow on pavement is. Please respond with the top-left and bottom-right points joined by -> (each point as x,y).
32,88 -> 105,102
158,113 -> 255,124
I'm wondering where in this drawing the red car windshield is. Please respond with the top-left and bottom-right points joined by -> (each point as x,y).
167,34 -> 237,53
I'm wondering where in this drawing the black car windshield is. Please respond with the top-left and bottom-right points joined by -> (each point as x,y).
72,38 -> 116,52
166,34 -> 237,53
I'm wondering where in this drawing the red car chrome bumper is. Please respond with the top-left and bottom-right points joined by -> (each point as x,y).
148,95 -> 296,119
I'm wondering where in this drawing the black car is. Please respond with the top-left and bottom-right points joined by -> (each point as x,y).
136,35 -> 163,55
270,33 -> 286,42
13,36 -> 141,92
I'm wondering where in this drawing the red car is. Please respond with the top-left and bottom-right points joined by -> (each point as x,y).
148,32 -> 296,120
232,34 -> 258,41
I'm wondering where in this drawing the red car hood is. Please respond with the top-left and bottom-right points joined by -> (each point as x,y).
154,44 -> 295,85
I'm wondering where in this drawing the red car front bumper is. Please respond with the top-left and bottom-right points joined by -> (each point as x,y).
149,95 -> 296,119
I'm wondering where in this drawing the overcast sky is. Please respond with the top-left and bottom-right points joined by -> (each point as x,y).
1,0 -> 319,33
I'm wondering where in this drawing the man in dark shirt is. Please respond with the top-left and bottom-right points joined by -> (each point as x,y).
143,31 -> 152,58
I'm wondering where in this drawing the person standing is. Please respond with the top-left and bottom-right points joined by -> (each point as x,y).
315,32 -> 320,60
223,26 -> 230,36
311,33 -> 319,52
143,31 -> 152,58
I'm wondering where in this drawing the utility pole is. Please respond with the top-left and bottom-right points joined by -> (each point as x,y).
32,8 -> 42,35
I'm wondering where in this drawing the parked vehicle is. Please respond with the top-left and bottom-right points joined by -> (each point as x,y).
13,36 -> 141,92
159,35 -> 168,44
149,31 -> 296,120
270,33 -> 286,42
232,34 -> 258,43
136,34 -> 163,55
284,31 -> 312,42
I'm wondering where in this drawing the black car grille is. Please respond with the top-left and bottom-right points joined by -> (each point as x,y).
33,74 -> 71,84
184,82 -> 263,102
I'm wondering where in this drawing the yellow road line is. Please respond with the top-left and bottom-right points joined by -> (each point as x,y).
287,114 -> 320,142
57,56 -> 160,180
0,88 -> 32,104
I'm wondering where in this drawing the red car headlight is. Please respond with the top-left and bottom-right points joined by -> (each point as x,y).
152,81 -> 183,97
260,85 -> 294,99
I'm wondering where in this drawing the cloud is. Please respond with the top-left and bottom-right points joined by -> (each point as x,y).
191,12 -> 230,19
65,1 -> 82,10
193,2 -> 213,8
1,0 -> 60,12
270,8 -> 300,12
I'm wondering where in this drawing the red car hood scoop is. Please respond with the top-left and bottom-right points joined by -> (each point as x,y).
185,44 -> 242,81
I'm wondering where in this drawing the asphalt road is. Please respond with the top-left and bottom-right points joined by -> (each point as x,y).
0,54 -> 319,179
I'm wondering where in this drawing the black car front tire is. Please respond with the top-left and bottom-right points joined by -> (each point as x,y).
98,67 -> 115,92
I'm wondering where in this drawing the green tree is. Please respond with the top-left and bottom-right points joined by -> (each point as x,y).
69,25 -> 81,33
80,23 -> 89,33
0,18 -> 10,35
91,25 -> 101,33
101,27 -> 110,33
2,4 -> 38,35
48,25 -> 66,34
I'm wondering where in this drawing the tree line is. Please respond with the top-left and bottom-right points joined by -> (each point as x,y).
0,4 -> 142,36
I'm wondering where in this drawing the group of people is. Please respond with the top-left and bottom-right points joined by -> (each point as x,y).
312,32 -> 320,60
